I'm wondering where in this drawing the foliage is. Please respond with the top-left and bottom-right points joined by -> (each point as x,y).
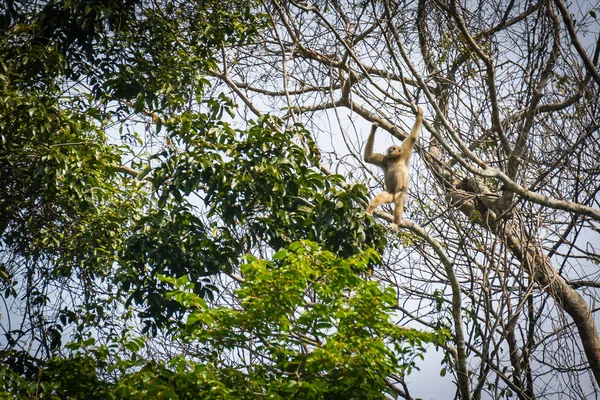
1,242 -> 442,399
0,0 -> 264,335
164,240 -> 441,399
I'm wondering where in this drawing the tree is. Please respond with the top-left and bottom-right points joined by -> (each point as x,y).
208,0 -> 600,398
0,0 -> 259,388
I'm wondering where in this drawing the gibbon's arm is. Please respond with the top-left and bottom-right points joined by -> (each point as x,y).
363,123 -> 386,168
400,107 -> 423,160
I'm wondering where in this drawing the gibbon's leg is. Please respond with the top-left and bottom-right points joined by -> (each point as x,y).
389,191 -> 407,231
365,191 -> 394,215
393,191 -> 407,224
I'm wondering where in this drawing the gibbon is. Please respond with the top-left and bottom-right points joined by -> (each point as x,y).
364,107 -> 423,229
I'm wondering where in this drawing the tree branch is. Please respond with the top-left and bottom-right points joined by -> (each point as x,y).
554,0 -> 600,87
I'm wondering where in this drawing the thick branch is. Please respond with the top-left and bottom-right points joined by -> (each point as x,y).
447,178 -> 600,388
499,176 -> 600,222
231,80 -> 342,96
361,210 -> 470,399
569,280 -> 600,289
112,164 -> 151,180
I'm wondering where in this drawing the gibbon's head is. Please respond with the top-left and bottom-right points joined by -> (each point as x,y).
385,145 -> 403,159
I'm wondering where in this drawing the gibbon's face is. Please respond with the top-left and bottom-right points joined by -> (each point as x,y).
386,145 -> 403,159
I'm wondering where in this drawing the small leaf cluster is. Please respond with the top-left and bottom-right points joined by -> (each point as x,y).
0,82 -> 144,274
117,201 -> 229,335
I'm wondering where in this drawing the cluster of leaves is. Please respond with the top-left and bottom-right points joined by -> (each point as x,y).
165,240 -> 443,399
100,1 -> 264,116
0,3 -> 264,288
0,11 -> 147,324
152,110 -> 387,257
0,86 -> 141,265
1,0 -> 262,104
1,242 -> 444,399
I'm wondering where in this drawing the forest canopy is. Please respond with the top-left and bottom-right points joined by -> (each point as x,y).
1,1 -> 600,399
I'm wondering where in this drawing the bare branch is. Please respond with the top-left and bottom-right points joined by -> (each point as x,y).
554,0 -> 600,87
